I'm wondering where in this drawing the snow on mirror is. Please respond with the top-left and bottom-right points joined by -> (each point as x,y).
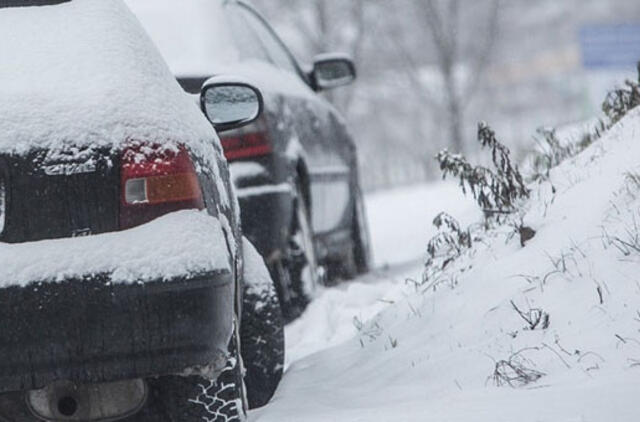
202,84 -> 262,132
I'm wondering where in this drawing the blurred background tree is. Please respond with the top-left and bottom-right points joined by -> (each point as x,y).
410,0 -> 500,155
253,0 -> 640,192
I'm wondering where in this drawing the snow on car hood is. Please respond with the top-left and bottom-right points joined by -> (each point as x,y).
0,0 -> 217,158
0,210 -> 230,288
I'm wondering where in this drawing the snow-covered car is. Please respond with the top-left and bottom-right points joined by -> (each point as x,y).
0,0 -> 283,420
126,0 -> 373,320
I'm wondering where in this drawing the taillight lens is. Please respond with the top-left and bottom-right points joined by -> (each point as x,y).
220,132 -> 272,161
120,144 -> 204,229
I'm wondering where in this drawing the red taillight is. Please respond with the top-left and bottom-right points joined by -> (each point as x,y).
120,144 -> 204,229
220,132 -> 272,161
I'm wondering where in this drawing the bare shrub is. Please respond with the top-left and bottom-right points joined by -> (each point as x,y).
530,127 -> 574,181
528,65 -> 640,184
625,172 -> 640,192
492,349 -> 545,387
427,212 -> 472,259
602,216 -> 640,257
353,316 -> 386,347
602,68 -> 640,126
424,123 -> 535,290
510,300 -> 550,331
422,213 -> 474,290
437,122 -> 529,223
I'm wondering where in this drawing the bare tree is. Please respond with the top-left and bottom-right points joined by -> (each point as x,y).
414,0 -> 500,154
255,0 -> 367,61
255,0 -> 370,111
303,0 -> 368,110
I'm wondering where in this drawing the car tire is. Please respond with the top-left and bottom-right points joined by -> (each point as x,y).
0,329 -> 248,422
134,323 -> 247,422
274,182 -> 320,322
240,239 -> 285,410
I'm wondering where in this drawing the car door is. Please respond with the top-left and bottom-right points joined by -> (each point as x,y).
231,3 -> 354,244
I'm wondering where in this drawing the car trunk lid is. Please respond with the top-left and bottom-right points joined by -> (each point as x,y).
0,148 -> 119,244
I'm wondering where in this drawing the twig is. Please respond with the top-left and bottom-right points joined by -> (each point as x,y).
492,348 -> 545,387
511,300 -> 550,330
542,343 -> 571,369
596,285 -> 604,305
577,351 -> 606,364
554,337 -> 574,357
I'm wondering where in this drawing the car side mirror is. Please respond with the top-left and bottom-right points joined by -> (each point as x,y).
311,54 -> 357,91
200,77 -> 264,132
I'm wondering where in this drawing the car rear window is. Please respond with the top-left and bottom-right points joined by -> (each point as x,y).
0,0 -> 70,7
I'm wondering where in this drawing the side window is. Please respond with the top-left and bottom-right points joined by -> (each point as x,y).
235,6 -> 301,76
226,6 -> 270,63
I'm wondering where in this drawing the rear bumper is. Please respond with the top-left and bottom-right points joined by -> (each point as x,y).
237,184 -> 293,263
0,271 -> 234,393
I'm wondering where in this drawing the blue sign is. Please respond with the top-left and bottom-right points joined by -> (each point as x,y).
580,24 -> 640,69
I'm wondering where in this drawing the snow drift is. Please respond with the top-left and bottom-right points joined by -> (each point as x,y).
254,109 -> 640,421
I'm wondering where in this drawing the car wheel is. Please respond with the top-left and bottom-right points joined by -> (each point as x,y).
240,239 -> 285,410
135,322 -> 247,422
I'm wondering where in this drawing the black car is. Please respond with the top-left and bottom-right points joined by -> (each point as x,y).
128,0 -> 373,319
0,0 -> 283,420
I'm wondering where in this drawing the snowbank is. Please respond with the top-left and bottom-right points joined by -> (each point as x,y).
254,109 -> 640,421
0,0 -> 216,160
283,182 -> 479,367
0,210 -> 230,287
366,182 -> 479,267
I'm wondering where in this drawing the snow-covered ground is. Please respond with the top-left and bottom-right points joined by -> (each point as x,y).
283,183 -> 479,367
252,110 -> 640,421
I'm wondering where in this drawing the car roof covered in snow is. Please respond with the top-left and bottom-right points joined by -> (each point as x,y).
0,0 -> 217,157
123,0 -> 240,77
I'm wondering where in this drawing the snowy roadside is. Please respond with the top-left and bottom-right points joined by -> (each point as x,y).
252,110 -> 640,421
284,182 -> 479,367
